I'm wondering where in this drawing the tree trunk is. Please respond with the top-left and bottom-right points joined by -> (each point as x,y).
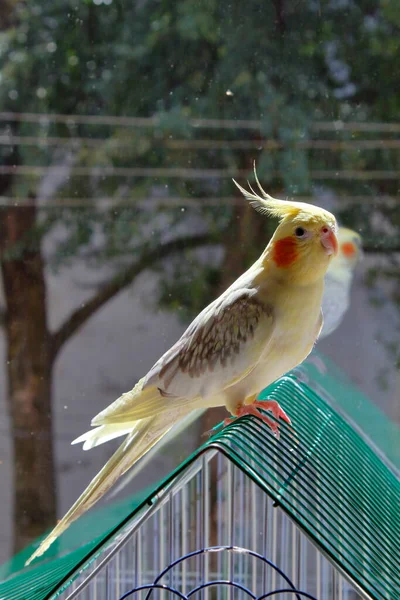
0,202 -> 56,553
217,202 -> 269,294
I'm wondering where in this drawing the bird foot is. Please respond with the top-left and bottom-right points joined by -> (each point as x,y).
223,400 -> 291,439
252,400 -> 291,424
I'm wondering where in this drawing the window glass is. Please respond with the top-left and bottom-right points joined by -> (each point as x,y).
0,0 -> 398,577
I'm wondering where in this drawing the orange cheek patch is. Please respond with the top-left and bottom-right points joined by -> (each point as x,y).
272,237 -> 299,268
341,242 -> 356,258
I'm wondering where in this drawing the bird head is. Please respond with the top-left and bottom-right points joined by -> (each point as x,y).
333,227 -> 363,270
233,166 -> 338,284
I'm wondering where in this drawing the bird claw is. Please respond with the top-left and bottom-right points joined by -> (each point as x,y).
252,400 -> 292,425
203,400 -> 291,440
223,399 -> 291,439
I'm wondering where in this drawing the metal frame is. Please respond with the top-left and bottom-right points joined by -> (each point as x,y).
58,448 -> 361,600
119,546 -> 318,600
52,372 -> 400,600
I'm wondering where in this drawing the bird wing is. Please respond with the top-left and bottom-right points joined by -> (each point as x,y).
93,269 -> 276,427
143,286 -> 275,400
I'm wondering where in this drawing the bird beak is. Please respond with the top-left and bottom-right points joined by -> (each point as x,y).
320,227 -> 338,256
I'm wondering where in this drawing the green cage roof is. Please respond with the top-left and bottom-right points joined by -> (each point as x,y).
0,370 -> 399,600
295,352 -> 400,471
215,375 -> 400,600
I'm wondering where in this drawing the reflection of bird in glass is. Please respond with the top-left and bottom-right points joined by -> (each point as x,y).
320,227 -> 362,339
27,171 -> 339,564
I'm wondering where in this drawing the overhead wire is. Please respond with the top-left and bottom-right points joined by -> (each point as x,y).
1,135 -> 400,150
0,195 -> 397,208
0,165 -> 397,180
0,112 -> 397,204
1,111 -> 400,132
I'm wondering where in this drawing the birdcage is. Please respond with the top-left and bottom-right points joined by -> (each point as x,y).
0,370 -> 399,600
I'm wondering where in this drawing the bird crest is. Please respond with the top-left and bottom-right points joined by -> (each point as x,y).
233,163 -> 325,223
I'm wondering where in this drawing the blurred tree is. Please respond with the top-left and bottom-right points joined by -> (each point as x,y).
0,0 -> 399,552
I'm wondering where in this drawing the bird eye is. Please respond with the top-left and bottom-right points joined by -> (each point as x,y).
295,227 -> 306,238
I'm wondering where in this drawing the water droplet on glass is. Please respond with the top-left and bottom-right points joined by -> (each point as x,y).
36,87 -> 47,99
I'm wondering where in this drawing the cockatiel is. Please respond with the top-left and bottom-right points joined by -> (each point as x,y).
26,170 -> 338,565
320,227 -> 362,339
111,228 -> 363,497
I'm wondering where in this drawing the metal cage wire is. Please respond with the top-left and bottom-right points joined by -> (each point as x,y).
55,450 -> 361,600
119,546 -> 319,600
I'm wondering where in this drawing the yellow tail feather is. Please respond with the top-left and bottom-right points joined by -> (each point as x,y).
92,380 -> 194,426
110,408 -> 205,498
72,423 -> 134,450
25,412 -> 183,566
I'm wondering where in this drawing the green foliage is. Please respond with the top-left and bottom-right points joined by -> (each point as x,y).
157,254 -> 222,323
0,0 -> 399,328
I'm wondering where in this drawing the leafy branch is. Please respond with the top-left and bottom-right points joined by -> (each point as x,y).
50,232 -> 216,361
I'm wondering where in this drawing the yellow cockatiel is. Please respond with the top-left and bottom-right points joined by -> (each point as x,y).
320,227 -> 362,338
111,229 -> 362,498
27,171 -> 338,564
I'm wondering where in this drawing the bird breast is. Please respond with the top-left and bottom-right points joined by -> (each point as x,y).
229,282 -> 323,399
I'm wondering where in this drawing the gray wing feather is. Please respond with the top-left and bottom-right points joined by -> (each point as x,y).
144,291 -> 273,395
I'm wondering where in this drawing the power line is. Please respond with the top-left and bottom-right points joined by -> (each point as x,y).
0,165 -> 398,180
312,121 -> 400,133
167,139 -> 400,150
0,195 -> 242,208
0,195 -> 398,208
0,165 -> 248,178
1,134 -> 400,151
1,111 -> 400,133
